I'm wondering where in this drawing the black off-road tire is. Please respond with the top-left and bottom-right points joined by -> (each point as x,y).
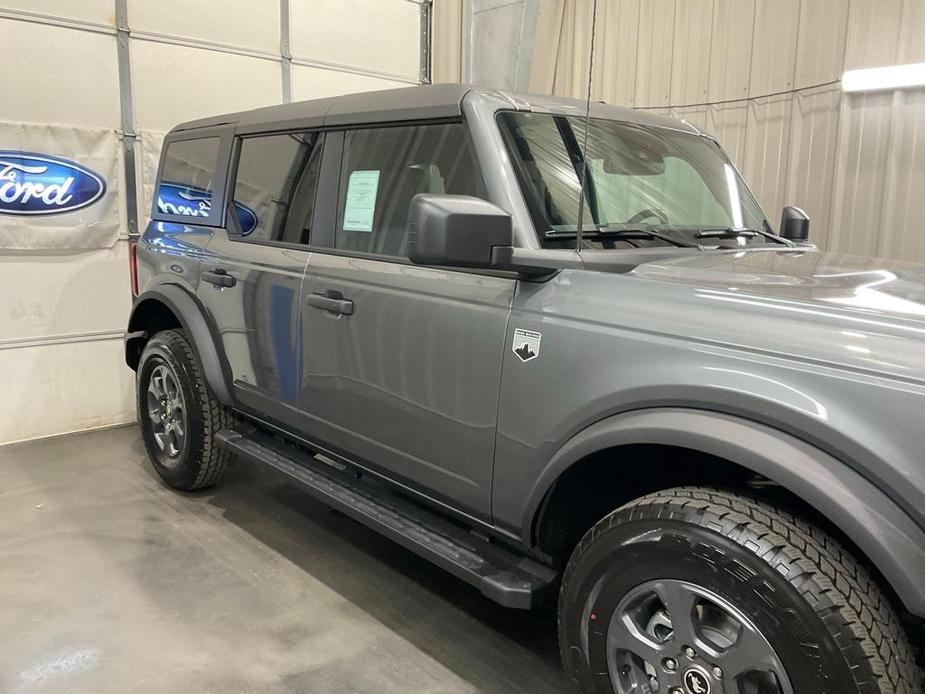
559,486 -> 922,694
137,329 -> 234,491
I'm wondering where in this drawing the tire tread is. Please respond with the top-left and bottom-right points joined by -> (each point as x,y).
561,486 -> 922,694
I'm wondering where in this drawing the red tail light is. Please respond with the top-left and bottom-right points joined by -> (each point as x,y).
129,241 -> 139,296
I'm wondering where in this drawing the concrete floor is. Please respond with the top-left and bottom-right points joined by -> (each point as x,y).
0,426 -> 564,694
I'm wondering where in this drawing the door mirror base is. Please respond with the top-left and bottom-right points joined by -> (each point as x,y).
489,246 -> 576,278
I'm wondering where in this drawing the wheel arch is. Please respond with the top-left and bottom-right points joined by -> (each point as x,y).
527,407 -> 925,618
124,284 -> 233,406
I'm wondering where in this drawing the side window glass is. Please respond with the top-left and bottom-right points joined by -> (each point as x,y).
156,138 -> 221,220
232,132 -> 323,243
335,123 -> 485,258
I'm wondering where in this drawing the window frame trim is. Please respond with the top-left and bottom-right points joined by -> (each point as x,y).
151,125 -> 234,228
218,117 -> 516,278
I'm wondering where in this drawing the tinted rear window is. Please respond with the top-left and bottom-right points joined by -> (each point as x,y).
156,137 -> 221,221
232,132 -> 324,244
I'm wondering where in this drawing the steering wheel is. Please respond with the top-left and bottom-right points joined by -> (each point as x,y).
626,207 -> 669,225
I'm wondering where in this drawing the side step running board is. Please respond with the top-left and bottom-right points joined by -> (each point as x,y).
216,428 -> 556,609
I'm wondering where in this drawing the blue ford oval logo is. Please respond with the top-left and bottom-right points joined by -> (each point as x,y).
0,151 -> 106,216
234,202 -> 258,236
156,182 -> 258,236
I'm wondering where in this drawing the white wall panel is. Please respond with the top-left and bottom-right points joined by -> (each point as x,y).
742,95 -> 793,217
128,0 -> 280,54
290,0 -> 421,79
0,19 -> 120,128
829,92 -> 896,257
0,243 -> 132,342
0,338 -> 134,445
291,66 -> 408,102
597,0 -> 639,106
131,40 -> 281,132
551,1 -> 582,98
794,0 -> 849,88
899,0 -> 925,63
433,0 -> 469,83
844,0 -> 904,70
748,0 -> 799,97
670,0 -> 712,106
2,0 -> 114,24
878,91 -> 925,260
634,0 -> 675,108
470,0 -> 529,90
529,0 -> 563,93
785,86 -> 841,250
707,0 -> 755,102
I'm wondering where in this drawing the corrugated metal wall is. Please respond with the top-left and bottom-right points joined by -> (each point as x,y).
435,0 -> 925,262
0,0 -> 427,445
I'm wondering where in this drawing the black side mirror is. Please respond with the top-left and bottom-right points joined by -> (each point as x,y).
408,194 -> 513,269
780,206 -> 810,242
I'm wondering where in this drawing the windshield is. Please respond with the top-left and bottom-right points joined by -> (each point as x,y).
497,112 -> 772,249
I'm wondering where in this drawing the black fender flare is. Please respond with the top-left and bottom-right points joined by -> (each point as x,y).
124,284 -> 234,406
525,407 -> 925,617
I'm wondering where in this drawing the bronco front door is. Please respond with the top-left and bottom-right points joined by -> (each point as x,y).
298,121 -> 514,520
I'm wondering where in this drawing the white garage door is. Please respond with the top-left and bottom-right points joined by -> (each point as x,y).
0,0 -> 429,445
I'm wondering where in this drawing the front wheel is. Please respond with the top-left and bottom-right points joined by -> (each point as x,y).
558,487 -> 921,694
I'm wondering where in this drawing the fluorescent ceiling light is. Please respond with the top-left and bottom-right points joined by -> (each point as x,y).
842,62 -> 925,92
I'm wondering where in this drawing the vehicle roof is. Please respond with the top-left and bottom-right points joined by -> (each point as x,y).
172,84 -> 701,136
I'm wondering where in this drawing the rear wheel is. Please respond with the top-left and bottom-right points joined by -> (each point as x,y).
137,329 -> 233,491
559,487 -> 921,694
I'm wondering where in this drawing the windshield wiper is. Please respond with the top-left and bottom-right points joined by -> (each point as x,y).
546,225 -> 699,248
695,226 -> 792,246
601,226 -> 700,248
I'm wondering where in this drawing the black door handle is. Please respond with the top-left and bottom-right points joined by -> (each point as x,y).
307,289 -> 354,316
202,267 -> 236,288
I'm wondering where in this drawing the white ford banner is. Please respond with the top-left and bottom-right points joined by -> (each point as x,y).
0,122 -> 120,250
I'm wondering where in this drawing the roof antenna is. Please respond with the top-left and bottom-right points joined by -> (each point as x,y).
575,0 -> 599,254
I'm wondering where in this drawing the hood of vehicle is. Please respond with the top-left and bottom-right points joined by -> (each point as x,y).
632,247 -> 925,324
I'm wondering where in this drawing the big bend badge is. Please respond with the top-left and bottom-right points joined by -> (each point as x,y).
512,328 -> 541,363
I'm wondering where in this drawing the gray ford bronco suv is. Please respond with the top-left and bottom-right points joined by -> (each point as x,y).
125,85 -> 925,693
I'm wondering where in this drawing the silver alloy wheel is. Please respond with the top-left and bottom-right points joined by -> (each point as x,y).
146,363 -> 186,466
606,579 -> 792,694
